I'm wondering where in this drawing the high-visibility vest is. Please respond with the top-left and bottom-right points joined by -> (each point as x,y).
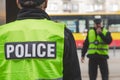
87,28 -> 109,55
0,19 -> 65,80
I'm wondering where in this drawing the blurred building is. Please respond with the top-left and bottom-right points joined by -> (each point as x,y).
0,0 -> 19,25
46,0 -> 120,14
0,0 -> 6,24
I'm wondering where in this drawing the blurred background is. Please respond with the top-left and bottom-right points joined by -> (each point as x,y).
46,0 -> 120,14
0,0 -> 120,80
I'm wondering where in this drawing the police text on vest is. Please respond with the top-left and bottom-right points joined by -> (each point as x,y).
5,42 -> 56,59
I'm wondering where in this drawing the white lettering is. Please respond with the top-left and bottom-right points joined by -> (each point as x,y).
47,44 -> 55,57
6,45 -> 14,58
15,44 -> 24,58
32,44 -> 36,57
5,42 -> 56,59
37,44 -> 46,57
25,44 -> 31,57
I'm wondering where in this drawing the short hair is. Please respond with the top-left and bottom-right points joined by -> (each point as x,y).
18,0 -> 45,8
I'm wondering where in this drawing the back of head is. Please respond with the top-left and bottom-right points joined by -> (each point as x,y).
18,0 -> 45,8
93,15 -> 102,24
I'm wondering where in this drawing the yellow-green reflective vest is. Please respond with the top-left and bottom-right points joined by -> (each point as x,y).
0,19 -> 64,80
88,28 -> 109,55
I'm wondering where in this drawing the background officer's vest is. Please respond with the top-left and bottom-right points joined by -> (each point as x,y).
0,19 -> 64,80
88,28 -> 109,55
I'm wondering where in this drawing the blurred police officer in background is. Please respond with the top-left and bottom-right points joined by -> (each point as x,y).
0,0 -> 82,80
81,16 -> 112,80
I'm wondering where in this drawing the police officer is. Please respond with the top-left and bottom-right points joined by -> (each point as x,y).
81,16 -> 112,80
0,0 -> 82,80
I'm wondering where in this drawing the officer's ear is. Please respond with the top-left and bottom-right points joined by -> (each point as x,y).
16,0 -> 22,9
44,0 -> 48,9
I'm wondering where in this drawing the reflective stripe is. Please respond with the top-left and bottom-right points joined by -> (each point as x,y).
88,48 -> 108,50
56,78 -> 63,80
36,78 -> 63,80
89,42 -> 106,44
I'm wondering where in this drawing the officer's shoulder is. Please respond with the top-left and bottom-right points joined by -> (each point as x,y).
50,20 -> 66,26
88,27 -> 94,31
0,21 -> 16,29
51,20 -> 64,24
51,19 -> 61,23
0,21 -> 17,35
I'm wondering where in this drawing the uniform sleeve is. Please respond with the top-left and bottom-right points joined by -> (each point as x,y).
63,28 -> 82,80
81,33 -> 89,57
99,32 -> 112,44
